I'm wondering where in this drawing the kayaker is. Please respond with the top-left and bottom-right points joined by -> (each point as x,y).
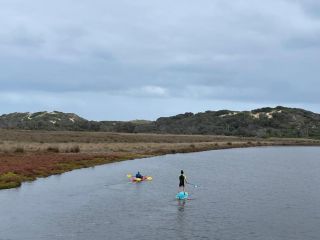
179,170 -> 188,192
135,171 -> 143,179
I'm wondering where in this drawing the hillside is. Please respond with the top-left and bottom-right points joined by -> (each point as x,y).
0,111 -> 89,131
140,106 -> 320,138
1,106 -> 320,139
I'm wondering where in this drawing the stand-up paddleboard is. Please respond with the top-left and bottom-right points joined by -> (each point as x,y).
176,191 -> 188,200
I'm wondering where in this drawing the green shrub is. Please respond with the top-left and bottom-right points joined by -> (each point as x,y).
0,172 -> 24,189
0,172 -> 21,182
0,181 -> 21,189
14,147 -> 24,153
70,145 -> 80,153
47,146 -> 59,153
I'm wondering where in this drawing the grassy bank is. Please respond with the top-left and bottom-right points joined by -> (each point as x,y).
1,129 -> 320,189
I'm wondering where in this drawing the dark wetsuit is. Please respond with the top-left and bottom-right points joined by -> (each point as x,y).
136,173 -> 143,179
179,174 -> 185,187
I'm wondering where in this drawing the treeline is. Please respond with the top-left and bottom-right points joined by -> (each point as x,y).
1,107 -> 320,139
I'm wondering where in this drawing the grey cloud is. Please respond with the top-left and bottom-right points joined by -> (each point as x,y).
296,0 -> 320,18
284,32 -> 320,49
0,0 -> 320,119
0,26 -> 45,49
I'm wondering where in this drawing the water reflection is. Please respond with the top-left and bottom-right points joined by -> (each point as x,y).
177,199 -> 186,212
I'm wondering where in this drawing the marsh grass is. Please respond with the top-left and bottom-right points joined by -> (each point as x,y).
0,129 -> 320,189
47,146 -> 60,153
14,147 -> 24,153
69,145 -> 80,153
0,172 -> 25,189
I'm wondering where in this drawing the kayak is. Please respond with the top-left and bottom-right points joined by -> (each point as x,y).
131,176 -> 153,182
176,191 -> 188,200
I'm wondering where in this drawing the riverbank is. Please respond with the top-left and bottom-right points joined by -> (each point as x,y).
1,129 -> 320,189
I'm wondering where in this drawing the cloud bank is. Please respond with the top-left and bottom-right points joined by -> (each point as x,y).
1,0 -> 320,120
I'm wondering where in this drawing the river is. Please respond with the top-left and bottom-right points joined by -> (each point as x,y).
0,147 -> 320,240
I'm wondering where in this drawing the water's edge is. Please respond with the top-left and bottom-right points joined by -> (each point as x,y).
2,141 -> 320,191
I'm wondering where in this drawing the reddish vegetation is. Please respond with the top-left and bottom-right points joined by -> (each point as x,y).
0,152 -> 148,189
1,129 -> 320,189
1,152 -> 151,174
1,153 -> 105,175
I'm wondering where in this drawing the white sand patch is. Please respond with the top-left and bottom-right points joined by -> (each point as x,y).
266,112 -> 273,119
50,120 -> 56,124
251,110 -> 282,119
219,112 -> 239,118
267,110 -> 282,119
69,118 -> 75,123
34,112 -> 48,118
251,113 -> 261,119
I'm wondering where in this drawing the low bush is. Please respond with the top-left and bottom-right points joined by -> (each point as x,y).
69,145 -> 80,153
0,172 -> 24,189
47,146 -> 60,153
14,147 -> 24,153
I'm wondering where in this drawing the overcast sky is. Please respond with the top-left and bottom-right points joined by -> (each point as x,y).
1,0 -> 320,120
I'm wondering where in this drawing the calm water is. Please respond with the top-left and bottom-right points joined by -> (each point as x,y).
1,147 -> 320,240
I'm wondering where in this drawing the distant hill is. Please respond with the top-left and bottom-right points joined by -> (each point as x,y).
1,106 -> 320,139
0,111 -> 89,131
138,106 -> 320,139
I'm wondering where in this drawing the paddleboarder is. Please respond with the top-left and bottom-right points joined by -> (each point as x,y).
179,170 -> 188,192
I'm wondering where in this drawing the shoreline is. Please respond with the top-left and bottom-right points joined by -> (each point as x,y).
1,130 -> 320,190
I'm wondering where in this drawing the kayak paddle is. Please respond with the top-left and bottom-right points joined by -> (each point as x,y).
126,174 -> 152,181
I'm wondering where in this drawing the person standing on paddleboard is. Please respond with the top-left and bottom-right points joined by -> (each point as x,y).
179,170 -> 188,192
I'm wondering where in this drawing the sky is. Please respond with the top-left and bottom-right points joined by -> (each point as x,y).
1,0 -> 320,120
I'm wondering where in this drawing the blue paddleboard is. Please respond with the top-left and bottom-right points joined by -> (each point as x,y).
176,191 -> 188,200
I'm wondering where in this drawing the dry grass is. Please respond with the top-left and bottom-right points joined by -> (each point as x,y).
0,129 -> 320,189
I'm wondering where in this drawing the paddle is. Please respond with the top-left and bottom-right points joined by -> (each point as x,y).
187,182 -> 199,188
126,174 -> 152,181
